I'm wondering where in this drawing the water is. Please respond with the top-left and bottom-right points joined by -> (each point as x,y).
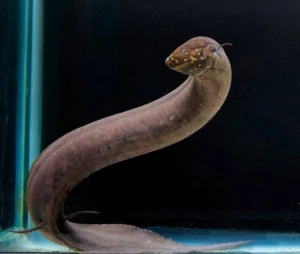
1,0 -> 300,253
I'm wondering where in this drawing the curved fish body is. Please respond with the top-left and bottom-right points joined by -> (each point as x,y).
13,36 -> 250,252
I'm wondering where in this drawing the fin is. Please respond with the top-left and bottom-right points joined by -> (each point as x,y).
191,240 -> 251,251
62,221 -> 251,253
64,210 -> 101,221
10,210 -> 100,234
9,222 -> 45,234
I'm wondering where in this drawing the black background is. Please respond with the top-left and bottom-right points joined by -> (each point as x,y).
0,0 -> 19,230
42,0 -> 300,231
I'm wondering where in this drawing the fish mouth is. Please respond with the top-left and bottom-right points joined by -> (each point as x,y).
165,58 -> 192,69
171,60 -> 192,72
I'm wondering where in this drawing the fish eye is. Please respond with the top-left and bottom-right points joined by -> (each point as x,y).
210,46 -> 218,55
181,48 -> 189,55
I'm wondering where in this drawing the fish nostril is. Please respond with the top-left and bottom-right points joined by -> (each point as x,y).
166,61 -> 175,67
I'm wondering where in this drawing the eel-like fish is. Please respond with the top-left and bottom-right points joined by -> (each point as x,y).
12,36 -> 250,253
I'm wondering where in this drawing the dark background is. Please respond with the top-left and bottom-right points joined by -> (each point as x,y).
0,0 -> 18,230
42,0 -> 300,231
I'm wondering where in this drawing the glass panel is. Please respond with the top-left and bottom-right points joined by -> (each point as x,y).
1,0 -> 300,253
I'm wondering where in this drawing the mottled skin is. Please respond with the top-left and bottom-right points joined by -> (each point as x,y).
12,37 -> 250,252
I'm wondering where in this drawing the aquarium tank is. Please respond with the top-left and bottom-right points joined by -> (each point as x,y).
1,0 -> 300,253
